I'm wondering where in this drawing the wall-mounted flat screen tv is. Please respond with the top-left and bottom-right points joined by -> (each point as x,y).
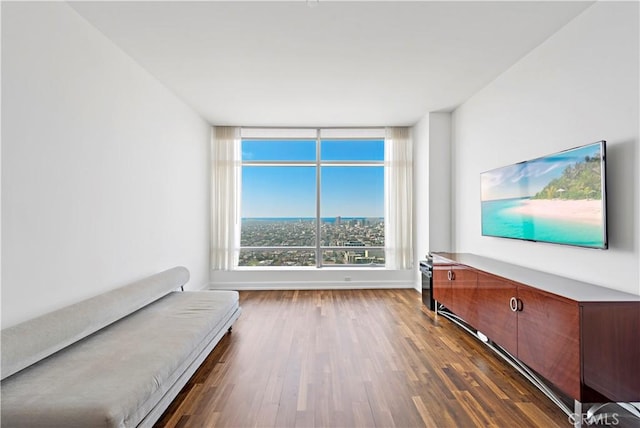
480,141 -> 607,249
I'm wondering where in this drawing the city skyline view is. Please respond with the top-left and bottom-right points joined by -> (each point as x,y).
239,217 -> 385,267
240,139 -> 385,266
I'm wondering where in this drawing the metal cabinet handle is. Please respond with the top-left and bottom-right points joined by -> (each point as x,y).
447,270 -> 452,281
509,297 -> 524,312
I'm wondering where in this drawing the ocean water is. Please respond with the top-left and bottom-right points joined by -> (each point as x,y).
481,198 -> 606,248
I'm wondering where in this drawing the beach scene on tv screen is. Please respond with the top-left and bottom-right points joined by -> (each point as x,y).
480,143 -> 605,248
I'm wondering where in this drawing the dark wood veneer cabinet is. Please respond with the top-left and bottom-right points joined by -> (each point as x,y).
431,252 -> 640,406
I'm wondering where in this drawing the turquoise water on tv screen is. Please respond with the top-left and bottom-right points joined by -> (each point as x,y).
481,198 -> 605,248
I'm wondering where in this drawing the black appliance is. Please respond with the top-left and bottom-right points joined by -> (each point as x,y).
419,256 -> 435,311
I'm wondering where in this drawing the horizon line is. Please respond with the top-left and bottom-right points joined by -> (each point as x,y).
242,216 -> 384,219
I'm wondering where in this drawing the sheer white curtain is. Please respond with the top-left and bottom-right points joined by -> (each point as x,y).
385,127 -> 413,270
211,126 -> 241,270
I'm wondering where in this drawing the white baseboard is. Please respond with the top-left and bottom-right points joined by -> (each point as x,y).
207,280 -> 416,290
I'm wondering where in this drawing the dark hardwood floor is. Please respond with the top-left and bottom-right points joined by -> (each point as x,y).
155,289 -> 570,427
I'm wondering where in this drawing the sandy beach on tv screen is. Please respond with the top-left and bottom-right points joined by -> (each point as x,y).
510,199 -> 602,224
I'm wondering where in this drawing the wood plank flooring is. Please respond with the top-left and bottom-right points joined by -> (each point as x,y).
155,289 -> 570,427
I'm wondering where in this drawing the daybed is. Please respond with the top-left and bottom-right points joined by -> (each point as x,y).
1,267 -> 241,427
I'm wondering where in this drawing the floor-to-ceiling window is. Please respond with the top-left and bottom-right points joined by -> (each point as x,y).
239,128 -> 385,268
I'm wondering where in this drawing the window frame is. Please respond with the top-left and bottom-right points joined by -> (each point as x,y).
239,128 -> 385,268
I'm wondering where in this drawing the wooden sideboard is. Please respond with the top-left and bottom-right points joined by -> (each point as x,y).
431,252 -> 640,415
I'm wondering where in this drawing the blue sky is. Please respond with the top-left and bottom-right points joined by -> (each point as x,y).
481,142 -> 602,201
242,140 -> 384,218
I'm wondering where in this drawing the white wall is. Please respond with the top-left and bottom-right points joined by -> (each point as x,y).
451,2 -> 639,295
1,2 -> 211,327
413,114 -> 430,290
412,113 -> 451,290
412,113 -> 451,288
428,113 -> 452,254
413,112 -> 452,287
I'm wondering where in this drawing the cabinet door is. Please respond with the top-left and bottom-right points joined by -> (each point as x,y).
432,265 -> 452,309
475,272 -> 518,356
517,285 -> 581,400
449,266 -> 478,326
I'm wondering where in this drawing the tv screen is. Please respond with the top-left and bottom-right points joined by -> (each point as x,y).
480,141 -> 607,249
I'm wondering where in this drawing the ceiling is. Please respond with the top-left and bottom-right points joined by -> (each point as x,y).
69,1 -> 593,127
